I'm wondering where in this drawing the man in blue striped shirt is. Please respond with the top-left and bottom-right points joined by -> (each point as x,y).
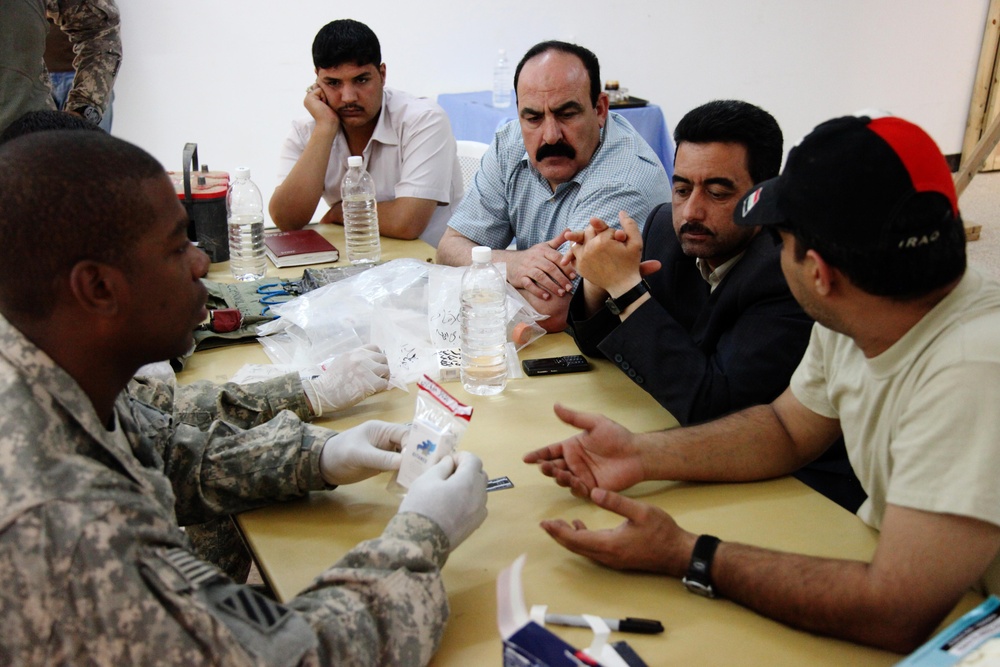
437,41 -> 671,332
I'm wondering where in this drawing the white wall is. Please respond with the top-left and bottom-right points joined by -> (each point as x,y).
112,1 -> 990,223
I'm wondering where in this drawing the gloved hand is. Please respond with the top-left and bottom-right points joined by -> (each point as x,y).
300,344 -> 390,416
398,451 -> 488,552
320,420 -> 407,486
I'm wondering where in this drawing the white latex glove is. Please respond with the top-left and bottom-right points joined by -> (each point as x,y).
300,344 -> 390,416
398,451 -> 488,552
320,420 -> 407,486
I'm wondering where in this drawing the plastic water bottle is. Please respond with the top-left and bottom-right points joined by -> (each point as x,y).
227,166 -> 266,281
461,246 -> 508,395
492,49 -> 512,109
341,155 -> 381,264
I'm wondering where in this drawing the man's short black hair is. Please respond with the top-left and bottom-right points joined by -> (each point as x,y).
0,109 -> 103,145
0,131 -> 164,319
673,100 -> 784,185
312,19 -> 381,70
513,41 -> 601,107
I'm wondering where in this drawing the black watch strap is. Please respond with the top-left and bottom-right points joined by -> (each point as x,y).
682,534 -> 721,598
605,280 -> 649,316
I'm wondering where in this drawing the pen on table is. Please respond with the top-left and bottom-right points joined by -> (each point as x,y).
544,614 -> 664,634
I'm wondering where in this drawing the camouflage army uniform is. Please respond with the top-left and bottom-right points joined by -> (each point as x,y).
0,0 -> 121,132
0,314 -> 451,666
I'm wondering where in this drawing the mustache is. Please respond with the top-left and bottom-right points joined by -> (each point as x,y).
535,142 -> 576,161
679,221 -> 715,236
337,104 -> 365,114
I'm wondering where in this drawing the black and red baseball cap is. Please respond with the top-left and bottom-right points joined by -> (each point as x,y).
735,113 -> 961,253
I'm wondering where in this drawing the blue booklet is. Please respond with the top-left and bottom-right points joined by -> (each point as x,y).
896,596 -> 1000,666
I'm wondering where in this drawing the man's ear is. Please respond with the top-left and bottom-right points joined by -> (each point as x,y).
67,261 -> 128,317
806,249 -> 835,297
379,62 -> 386,82
595,91 -> 610,128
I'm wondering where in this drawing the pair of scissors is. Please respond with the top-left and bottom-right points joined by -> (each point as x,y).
256,282 -> 297,316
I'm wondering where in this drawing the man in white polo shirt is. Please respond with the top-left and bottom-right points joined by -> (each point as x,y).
269,19 -> 462,246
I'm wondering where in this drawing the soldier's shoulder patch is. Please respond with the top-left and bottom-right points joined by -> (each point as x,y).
216,587 -> 291,634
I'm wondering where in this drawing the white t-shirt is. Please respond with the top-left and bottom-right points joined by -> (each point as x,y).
276,87 -> 464,246
791,267 -> 1000,595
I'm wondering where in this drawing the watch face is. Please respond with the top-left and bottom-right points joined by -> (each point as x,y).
606,280 -> 648,316
80,106 -> 102,125
682,576 -> 715,598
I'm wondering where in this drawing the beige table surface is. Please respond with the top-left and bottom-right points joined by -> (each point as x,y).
180,226 -> 983,666
203,223 -> 436,283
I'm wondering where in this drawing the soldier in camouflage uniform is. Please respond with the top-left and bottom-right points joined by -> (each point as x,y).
0,0 -> 121,133
0,130 -> 489,665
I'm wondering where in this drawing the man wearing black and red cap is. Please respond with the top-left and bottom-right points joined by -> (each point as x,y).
523,113 -> 1000,652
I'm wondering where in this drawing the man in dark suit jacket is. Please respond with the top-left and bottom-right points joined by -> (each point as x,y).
564,100 -> 864,511
569,202 -> 810,424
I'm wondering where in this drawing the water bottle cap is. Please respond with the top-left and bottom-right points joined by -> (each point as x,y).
234,166 -> 251,179
347,156 -> 363,168
471,246 -> 492,264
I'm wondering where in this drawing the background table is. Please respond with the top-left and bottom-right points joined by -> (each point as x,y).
437,90 -> 674,175
202,224 -> 437,283
180,226 -> 984,666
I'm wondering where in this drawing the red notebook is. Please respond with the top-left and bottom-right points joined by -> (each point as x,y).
263,229 -> 340,267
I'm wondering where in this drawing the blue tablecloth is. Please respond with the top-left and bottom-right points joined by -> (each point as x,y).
437,90 -> 674,177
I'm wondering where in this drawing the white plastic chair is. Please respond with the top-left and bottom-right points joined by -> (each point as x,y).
456,140 -> 489,193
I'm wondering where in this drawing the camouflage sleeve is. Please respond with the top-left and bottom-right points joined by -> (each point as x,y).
176,375 -> 315,429
129,373 -> 315,430
3,498 -> 448,665
166,414 -> 334,525
47,0 -> 122,115
124,376 -> 333,524
290,512 -> 452,666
